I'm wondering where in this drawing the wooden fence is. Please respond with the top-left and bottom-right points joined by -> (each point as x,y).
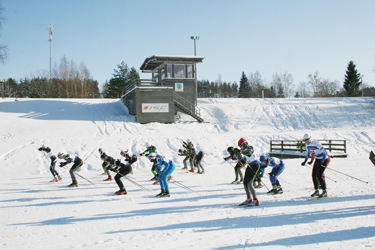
269,139 -> 348,158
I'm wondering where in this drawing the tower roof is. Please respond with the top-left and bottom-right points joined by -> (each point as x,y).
140,55 -> 205,72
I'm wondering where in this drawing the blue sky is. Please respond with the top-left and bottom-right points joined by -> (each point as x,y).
1,0 -> 374,90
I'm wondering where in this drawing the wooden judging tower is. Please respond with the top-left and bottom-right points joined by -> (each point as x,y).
121,55 -> 204,124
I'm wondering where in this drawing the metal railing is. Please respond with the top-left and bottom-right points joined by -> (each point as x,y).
173,92 -> 201,119
122,79 -> 157,98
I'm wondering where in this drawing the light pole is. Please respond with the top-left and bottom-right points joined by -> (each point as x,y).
191,36 -> 199,105
48,24 -> 53,80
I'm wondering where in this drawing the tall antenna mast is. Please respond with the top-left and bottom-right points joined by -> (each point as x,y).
48,24 -> 53,80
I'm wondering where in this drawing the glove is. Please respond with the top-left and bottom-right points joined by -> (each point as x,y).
301,161 -> 306,166
59,162 -> 67,167
38,147 -> 45,151
140,152 -> 144,156
224,156 -> 230,161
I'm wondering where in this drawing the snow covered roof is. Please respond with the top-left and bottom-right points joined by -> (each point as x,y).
140,55 -> 205,71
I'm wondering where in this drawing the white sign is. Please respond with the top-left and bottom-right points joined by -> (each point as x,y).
175,83 -> 184,92
142,103 -> 169,113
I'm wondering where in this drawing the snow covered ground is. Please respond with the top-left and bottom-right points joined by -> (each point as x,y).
1,97 -> 374,250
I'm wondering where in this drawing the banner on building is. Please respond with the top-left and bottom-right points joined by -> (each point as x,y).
142,103 -> 169,113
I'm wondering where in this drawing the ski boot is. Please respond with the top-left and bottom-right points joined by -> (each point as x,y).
67,182 -> 78,188
115,189 -> 127,195
104,176 -> 113,181
248,198 -> 259,206
239,197 -> 252,206
231,180 -> 239,184
310,190 -> 320,197
319,190 -> 327,198
276,187 -> 283,194
160,190 -> 170,197
156,189 -> 165,197
267,188 -> 277,194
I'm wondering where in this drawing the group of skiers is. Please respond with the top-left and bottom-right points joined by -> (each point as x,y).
38,146 -> 84,188
38,133 -> 330,204
223,133 -> 329,206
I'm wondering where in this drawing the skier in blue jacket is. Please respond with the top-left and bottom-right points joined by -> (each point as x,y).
155,155 -> 176,197
260,155 -> 285,194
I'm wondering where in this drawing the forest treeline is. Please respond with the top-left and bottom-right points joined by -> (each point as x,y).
2,58 -> 374,99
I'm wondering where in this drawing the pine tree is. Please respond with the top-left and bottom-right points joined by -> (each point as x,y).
238,72 -> 251,98
103,61 -> 140,98
343,60 -> 362,97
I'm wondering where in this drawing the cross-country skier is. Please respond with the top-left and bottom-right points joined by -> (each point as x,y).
260,155 -> 285,194
194,149 -> 205,174
181,139 -> 195,172
301,133 -> 329,198
140,145 -> 159,180
154,155 -> 176,197
99,148 -> 112,181
58,152 -> 83,187
105,153 -> 137,195
239,147 -> 261,206
224,146 -> 244,184
308,153 -> 331,189
238,138 -> 254,157
38,146 -> 62,182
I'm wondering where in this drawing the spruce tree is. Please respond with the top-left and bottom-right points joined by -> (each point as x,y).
103,61 -> 140,98
343,60 -> 362,97
238,72 -> 250,98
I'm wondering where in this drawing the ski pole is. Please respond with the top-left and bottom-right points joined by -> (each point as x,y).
132,164 -> 149,174
328,167 -> 368,184
123,176 -> 153,192
225,160 -> 236,168
304,165 -> 337,183
308,162 -> 341,179
245,162 -> 270,191
62,166 -> 97,187
264,172 -> 294,187
114,169 -> 153,192
170,177 -> 202,196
